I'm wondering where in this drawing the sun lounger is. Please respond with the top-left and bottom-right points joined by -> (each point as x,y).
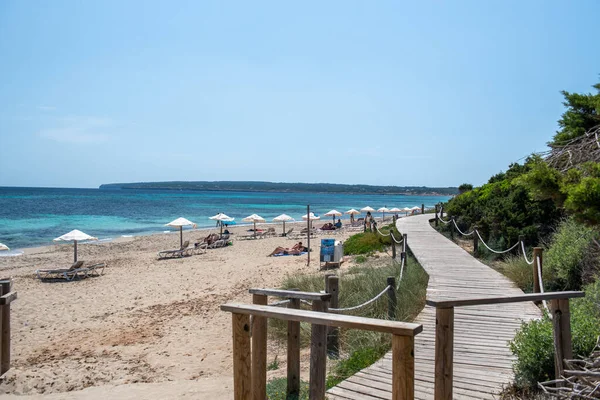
281,228 -> 294,237
190,243 -> 208,255
35,261 -> 105,281
157,240 -> 190,259
208,239 -> 225,249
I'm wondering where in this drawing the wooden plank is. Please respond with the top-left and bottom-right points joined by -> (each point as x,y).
251,294 -> 267,400
434,307 -> 453,400
392,334 -> 414,400
232,313 -> 251,400
426,291 -> 584,308
249,288 -> 331,301
0,292 -> 17,306
310,300 -> 328,400
220,303 -> 422,336
287,298 -> 300,397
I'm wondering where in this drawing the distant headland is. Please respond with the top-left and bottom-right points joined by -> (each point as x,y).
99,181 -> 458,196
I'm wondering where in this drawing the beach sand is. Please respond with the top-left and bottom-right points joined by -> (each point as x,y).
0,222 -> 358,399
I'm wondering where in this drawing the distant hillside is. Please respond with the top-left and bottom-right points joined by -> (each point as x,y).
99,181 -> 458,196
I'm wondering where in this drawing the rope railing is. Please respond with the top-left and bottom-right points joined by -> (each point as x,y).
397,255 -> 406,290
269,299 -> 291,307
329,284 -> 392,313
475,230 -> 520,254
536,256 -> 551,314
521,241 -> 534,265
389,230 -> 403,244
451,219 -> 474,236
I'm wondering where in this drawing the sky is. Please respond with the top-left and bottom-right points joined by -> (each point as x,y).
0,1 -> 599,189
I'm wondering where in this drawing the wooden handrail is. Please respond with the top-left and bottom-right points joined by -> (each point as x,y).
426,291 -> 584,308
222,303 -> 422,400
248,288 -> 331,301
427,290 -> 584,400
221,303 -> 422,336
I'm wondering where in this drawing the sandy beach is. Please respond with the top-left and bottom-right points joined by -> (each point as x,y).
0,222 -> 358,399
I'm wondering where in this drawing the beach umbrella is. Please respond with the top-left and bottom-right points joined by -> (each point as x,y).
389,207 -> 401,213
324,209 -> 343,224
166,217 -> 197,248
377,207 -> 390,220
209,213 -> 234,235
411,206 -> 421,213
243,214 -> 266,238
345,208 -> 361,223
360,206 -> 375,213
54,229 -> 98,263
302,212 -> 320,230
0,243 -> 9,251
273,214 -> 295,235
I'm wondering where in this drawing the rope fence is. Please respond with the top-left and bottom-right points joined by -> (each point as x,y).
521,241 -> 534,265
536,256 -> 551,314
329,285 -> 392,313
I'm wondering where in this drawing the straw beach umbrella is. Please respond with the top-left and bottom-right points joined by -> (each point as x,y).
0,243 -> 9,251
361,206 -> 375,213
389,207 -> 401,213
345,208 -> 360,224
324,209 -> 343,225
273,214 -> 295,236
209,213 -> 234,235
166,217 -> 197,248
411,206 -> 421,214
243,214 -> 266,238
402,207 -> 411,216
377,207 -> 390,221
302,212 -> 320,230
54,229 -> 98,263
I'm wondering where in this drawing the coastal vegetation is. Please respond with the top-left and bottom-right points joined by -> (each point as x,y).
99,180 -> 458,196
435,79 -> 600,395
265,231 -> 428,398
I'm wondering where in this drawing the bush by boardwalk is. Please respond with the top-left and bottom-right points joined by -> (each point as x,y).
437,79 -> 600,394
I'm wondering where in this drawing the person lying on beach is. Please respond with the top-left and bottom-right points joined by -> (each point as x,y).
267,242 -> 308,257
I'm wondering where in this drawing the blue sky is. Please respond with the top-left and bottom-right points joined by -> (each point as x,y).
0,1 -> 598,189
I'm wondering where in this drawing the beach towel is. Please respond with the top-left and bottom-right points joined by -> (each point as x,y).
272,251 -> 308,257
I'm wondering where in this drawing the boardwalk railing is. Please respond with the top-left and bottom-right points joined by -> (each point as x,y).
222,291 -> 423,400
427,291 -> 585,400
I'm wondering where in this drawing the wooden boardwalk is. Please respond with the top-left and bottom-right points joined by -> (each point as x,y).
327,214 -> 541,399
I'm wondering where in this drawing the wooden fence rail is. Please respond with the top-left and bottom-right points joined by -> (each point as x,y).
221,302 -> 422,400
427,291 -> 585,400
0,278 -> 16,376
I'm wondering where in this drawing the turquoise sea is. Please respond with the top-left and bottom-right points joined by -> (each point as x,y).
0,187 -> 451,250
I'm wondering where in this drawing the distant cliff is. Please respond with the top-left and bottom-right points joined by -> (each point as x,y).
99,181 -> 458,196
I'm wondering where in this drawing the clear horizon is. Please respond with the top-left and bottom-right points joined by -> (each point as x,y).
1,1 -> 599,189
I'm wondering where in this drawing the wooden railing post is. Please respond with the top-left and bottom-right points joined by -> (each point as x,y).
421,204 -> 424,215
400,252 -> 407,269
550,298 -> 573,382
232,312 -> 252,400
533,247 -> 543,294
326,275 -> 340,358
403,234 -> 407,253
287,298 -> 301,397
449,216 -> 454,240
251,294 -> 267,400
391,234 -> 397,259
434,307 -> 454,400
434,204 -> 439,227
0,279 -> 11,375
472,226 -> 479,257
387,277 -> 397,320
309,299 -> 328,400
392,334 -> 415,400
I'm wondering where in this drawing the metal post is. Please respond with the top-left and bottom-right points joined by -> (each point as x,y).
307,205 -> 310,267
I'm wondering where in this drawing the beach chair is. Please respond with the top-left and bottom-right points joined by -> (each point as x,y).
83,262 -> 106,278
191,242 -> 208,255
157,240 -> 190,259
36,261 -> 86,281
265,227 -> 277,237
208,239 -> 225,249
282,228 -> 293,237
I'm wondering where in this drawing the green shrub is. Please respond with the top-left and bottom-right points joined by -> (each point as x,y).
343,232 -> 388,255
326,345 -> 388,388
509,280 -> 600,389
544,218 -> 597,290
355,255 -> 367,264
266,377 -> 309,400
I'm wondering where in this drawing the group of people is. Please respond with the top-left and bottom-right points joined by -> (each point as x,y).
363,211 -> 377,232
268,241 -> 308,257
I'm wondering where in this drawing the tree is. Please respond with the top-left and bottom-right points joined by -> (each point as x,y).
552,80 -> 600,145
458,183 -> 473,194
